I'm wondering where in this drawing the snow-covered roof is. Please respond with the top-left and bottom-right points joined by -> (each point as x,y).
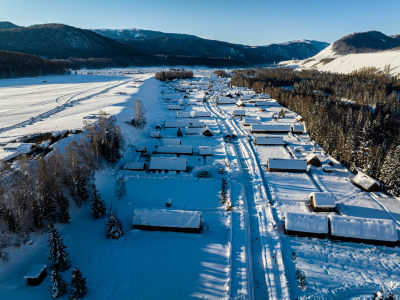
243,118 -> 261,126
3,142 -> 35,153
150,131 -> 161,138
267,158 -> 307,171
285,212 -> 329,234
309,192 -> 336,208
167,105 -> 182,110
250,124 -> 292,133
177,112 -> 192,118
124,161 -> 145,170
24,264 -> 47,279
292,123 -> 305,133
185,127 -> 202,135
198,146 -> 212,156
329,215 -> 398,242
255,136 -> 285,145
132,208 -> 201,230
149,157 -> 187,171
0,150 -> 19,162
236,100 -> 245,107
352,171 -> 380,192
233,109 -> 246,116
157,145 -> 193,155
217,97 -> 235,104
322,164 -> 333,172
192,111 -> 211,118
164,120 -> 203,128
163,139 -> 181,145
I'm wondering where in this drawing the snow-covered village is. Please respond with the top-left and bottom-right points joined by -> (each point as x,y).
2,1 -> 400,299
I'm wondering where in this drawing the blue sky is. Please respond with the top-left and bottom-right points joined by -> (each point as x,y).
1,0 -> 399,45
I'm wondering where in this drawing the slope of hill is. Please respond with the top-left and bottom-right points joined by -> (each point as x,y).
0,23 -> 156,65
0,21 -> 20,29
94,28 -> 329,64
0,49 -> 67,78
281,31 -> 400,76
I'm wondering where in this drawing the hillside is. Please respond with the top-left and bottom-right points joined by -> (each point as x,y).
281,31 -> 400,76
0,23 -> 156,65
94,28 -> 329,64
0,49 -> 67,78
0,21 -> 20,29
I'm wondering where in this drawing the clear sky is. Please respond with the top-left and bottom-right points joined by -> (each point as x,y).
1,0 -> 399,45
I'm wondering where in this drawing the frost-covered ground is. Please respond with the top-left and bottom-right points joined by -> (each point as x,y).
1,69 -> 400,299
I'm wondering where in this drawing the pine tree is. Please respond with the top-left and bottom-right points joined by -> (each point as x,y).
48,224 -> 71,271
380,144 -> 400,196
90,186 -> 106,219
56,191 -> 70,224
177,127 -> 183,137
70,267 -> 88,299
105,212 -> 123,239
50,269 -> 67,299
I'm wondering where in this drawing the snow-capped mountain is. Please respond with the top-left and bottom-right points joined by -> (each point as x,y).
281,31 -> 400,76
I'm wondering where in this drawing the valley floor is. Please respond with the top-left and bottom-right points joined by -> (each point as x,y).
1,69 -> 400,299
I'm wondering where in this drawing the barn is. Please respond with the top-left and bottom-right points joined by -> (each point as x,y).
267,158 -> 307,172
329,215 -> 398,245
284,212 -> 329,238
149,157 -> 187,172
351,171 -> 380,192
255,136 -> 285,146
132,208 -> 202,233
309,192 -> 336,212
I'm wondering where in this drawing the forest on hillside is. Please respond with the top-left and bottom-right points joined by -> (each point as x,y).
231,67 -> 400,196
0,50 -> 67,79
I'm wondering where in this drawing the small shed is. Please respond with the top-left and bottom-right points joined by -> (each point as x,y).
267,158 -> 307,172
198,146 -> 212,156
149,157 -> 187,171
250,124 -> 292,133
306,153 -> 321,167
233,109 -> 246,117
284,212 -> 328,237
202,127 -> 214,137
309,192 -> 336,212
132,208 -> 202,233
157,145 -> 193,155
150,131 -> 161,139
24,264 -> 47,286
236,100 -> 246,107
255,136 -> 285,146
291,123 -> 305,134
351,171 -> 380,192
329,215 -> 398,245
163,139 -> 181,145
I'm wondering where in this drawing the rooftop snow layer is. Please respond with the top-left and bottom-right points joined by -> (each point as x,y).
267,158 -> 307,171
285,212 -> 329,234
255,136 -> 285,145
24,264 -> 47,279
198,146 -> 212,156
329,215 -> 398,242
157,145 -> 193,155
251,124 -> 292,133
132,208 -> 201,229
309,192 -> 336,208
149,157 -> 187,171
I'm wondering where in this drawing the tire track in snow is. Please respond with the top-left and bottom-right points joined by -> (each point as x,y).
0,79 -> 131,134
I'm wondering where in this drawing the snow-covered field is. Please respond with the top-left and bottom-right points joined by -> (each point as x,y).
1,69 -> 400,299
281,44 -> 400,76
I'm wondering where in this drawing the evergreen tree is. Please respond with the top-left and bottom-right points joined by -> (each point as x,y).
105,212 -> 123,239
90,186 -> 106,219
48,224 -> 71,271
177,127 -> 183,137
50,269 -> 67,299
380,144 -> 400,196
56,191 -> 70,224
70,267 -> 88,299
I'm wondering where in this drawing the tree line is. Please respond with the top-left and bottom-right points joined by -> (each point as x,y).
155,69 -> 193,81
0,113 -> 122,247
231,68 -> 400,196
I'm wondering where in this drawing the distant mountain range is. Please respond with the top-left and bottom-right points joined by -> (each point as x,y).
281,31 -> 400,76
0,22 -> 328,67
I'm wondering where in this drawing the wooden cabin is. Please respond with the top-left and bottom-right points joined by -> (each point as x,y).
132,208 -> 201,233
329,215 -> 398,246
24,264 -> 47,286
306,153 -> 321,167
351,171 -> 380,192
284,212 -> 328,238
149,157 -> 187,172
267,158 -> 307,172
309,192 -> 336,212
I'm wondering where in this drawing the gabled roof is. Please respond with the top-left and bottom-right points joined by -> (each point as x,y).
285,212 -> 328,234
